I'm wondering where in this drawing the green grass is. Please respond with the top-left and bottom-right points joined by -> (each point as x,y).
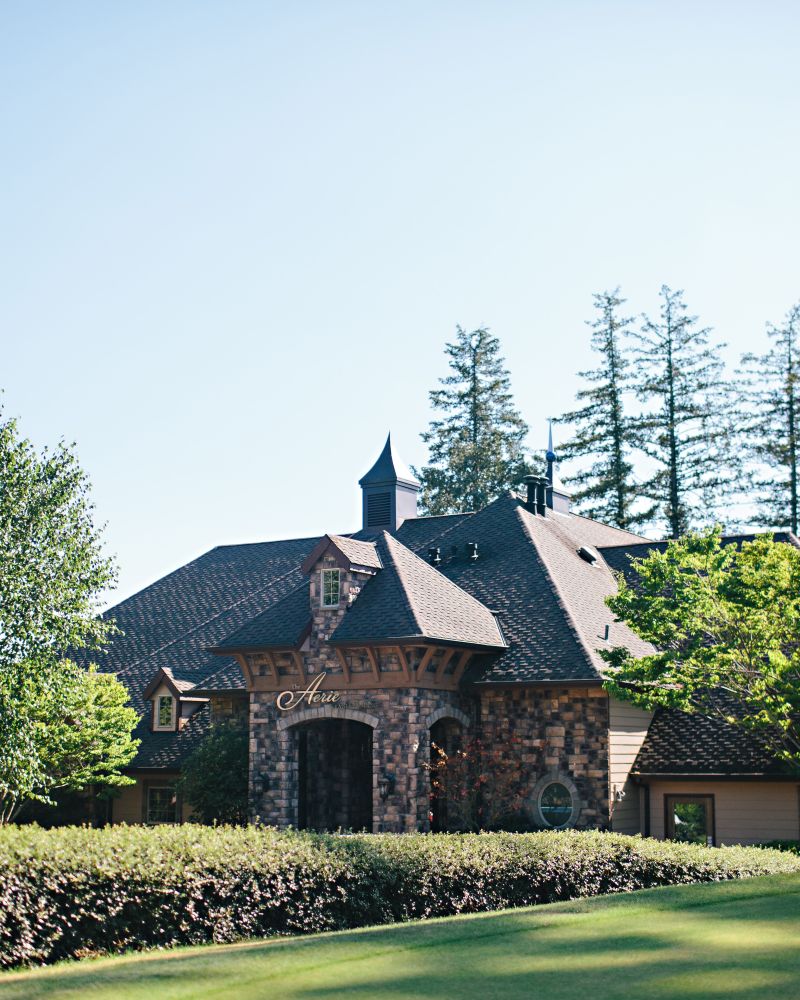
2,874 -> 799,1000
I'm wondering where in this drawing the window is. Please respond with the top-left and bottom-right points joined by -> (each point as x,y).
146,785 -> 179,824
539,782 -> 573,828
321,569 -> 340,608
157,695 -> 174,728
665,795 -> 715,846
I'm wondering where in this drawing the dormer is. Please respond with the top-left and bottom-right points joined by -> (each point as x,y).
142,668 -> 208,732
301,534 -> 382,613
359,434 -> 420,532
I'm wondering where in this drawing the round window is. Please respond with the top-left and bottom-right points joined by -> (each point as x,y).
539,782 -> 573,828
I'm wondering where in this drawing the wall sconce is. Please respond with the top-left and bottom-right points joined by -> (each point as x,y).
378,771 -> 396,802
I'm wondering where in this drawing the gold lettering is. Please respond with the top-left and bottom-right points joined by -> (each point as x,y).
276,671 -> 342,712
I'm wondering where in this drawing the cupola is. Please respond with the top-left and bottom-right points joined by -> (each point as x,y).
359,434 -> 420,532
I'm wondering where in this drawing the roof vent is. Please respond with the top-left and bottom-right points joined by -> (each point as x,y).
466,541 -> 479,562
578,545 -> 599,565
366,492 -> 391,528
428,546 -> 442,566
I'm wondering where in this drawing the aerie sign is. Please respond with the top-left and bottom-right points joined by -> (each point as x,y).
276,671 -> 341,712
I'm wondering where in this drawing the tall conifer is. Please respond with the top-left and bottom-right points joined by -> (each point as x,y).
557,289 -> 649,530
738,302 -> 800,533
632,285 -> 735,537
416,326 -> 530,514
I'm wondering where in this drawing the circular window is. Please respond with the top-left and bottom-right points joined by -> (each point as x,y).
538,782 -> 573,828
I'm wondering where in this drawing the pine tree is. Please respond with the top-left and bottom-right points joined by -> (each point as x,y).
632,285 -> 735,538
738,302 -> 800,534
557,289 -> 651,530
416,326 -> 530,514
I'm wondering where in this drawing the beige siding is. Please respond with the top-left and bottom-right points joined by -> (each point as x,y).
648,780 -> 800,846
110,776 -> 192,825
608,697 -> 653,834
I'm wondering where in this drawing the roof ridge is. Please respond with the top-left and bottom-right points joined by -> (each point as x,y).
379,532 -> 426,636
515,506 -> 601,679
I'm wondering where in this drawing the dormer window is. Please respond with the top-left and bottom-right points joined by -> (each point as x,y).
321,569 -> 341,608
156,694 -> 175,730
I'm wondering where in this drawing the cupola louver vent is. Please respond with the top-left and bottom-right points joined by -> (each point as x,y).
366,492 -> 391,527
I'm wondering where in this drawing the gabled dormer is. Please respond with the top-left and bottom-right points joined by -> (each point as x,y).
300,534 -> 382,618
142,668 -> 208,733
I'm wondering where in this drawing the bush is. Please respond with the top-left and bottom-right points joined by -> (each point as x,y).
1,825 -> 798,968
177,724 -> 248,825
756,840 -> 800,854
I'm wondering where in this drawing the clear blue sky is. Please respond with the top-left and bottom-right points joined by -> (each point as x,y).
2,1 -> 799,606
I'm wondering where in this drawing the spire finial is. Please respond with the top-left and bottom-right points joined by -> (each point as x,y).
546,418 -> 557,463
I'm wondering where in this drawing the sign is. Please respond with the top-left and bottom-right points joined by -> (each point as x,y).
276,671 -> 341,712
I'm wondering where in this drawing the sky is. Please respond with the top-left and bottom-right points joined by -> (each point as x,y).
2,1 -> 799,607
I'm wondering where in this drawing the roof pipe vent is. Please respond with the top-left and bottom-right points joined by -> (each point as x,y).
428,546 -> 442,566
466,541 -> 479,562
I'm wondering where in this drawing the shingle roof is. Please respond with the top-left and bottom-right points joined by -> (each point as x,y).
330,532 -> 505,649
212,583 -> 311,651
633,705 -> 791,777
133,702 -> 213,770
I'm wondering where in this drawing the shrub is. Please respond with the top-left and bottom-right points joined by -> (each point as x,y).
755,840 -> 800,854
0,825 -> 798,968
177,724 -> 248,825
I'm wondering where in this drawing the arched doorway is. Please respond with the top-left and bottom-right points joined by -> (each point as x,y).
429,715 -> 467,833
295,719 -> 373,831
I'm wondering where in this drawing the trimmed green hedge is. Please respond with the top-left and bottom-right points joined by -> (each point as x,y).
1,825 -> 798,968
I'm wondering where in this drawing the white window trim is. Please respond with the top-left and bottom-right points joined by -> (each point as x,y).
321,568 -> 341,608
154,694 -> 176,731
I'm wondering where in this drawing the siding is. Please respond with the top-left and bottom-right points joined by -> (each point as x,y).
111,776 -> 192,824
648,779 -> 800,845
608,697 -> 653,834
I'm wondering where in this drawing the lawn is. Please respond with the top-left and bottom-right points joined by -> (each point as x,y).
1,874 -> 798,1000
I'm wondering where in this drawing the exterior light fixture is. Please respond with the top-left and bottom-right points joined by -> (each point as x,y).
378,771 -> 396,802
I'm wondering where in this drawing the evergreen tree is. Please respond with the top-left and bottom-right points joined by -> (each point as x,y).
557,289 -> 650,530
416,326 -> 530,514
632,286 -> 735,538
738,302 -> 800,534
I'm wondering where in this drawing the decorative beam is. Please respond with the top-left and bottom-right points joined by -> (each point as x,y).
365,646 -> 381,681
394,645 -> 412,682
263,650 -> 277,679
435,648 -> 456,682
290,651 -> 306,684
415,646 -> 435,679
452,651 -> 472,685
335,647 -> 351,682
234,653 -> 254,687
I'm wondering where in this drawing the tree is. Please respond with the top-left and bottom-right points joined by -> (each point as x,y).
557,289 -> 651,530
178,723 -> 249,825
602,528 -> 800,767
0,406 -> 136,822
416,327 -> 530,514
632,286 -> 736,537
738,302 -> 800,534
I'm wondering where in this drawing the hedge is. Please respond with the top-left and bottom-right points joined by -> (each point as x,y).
1,825 -> 799,968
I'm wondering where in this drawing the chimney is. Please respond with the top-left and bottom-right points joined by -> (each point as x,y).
523,474 -> 548,516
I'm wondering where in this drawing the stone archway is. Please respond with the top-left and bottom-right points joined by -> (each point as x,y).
279,707 -> 379,832
427,707 -> 471,833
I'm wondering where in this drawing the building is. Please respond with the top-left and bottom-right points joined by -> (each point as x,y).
78,436 -> 800,845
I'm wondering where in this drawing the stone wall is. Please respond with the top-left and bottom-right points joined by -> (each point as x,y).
477,686 -> 610,828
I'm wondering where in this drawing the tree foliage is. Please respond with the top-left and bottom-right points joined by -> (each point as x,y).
557,289 -> 650,530
738,301 -> 800,534
602,528 -> 800,767
631,286 -> 736,537
416,327 -> 530,514
178,723 -> 249,825
0,407 -> 136,822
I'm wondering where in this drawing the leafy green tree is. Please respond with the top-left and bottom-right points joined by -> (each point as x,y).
632,286 -> 736,537
0,406 -> 136,822
557,289 -> 651,530
178,724 -> 249,825
603,528 -> 800,766
738,302 -> 800,534
416,326 -> 530,514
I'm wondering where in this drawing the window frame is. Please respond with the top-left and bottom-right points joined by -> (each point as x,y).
664,793 -> 716,846
530,773 -> 581,829
142,782 -> 180,824
154,694 -> 176,731
321,568 -> 341,608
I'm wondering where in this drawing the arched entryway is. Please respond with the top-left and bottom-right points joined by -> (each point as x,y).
293,718 -> 373,832
427,708 -> 470,833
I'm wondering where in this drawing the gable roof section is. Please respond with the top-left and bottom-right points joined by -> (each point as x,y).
300,534 -> 382,573
212,583 -> 311,652
330,531 -> 505,649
